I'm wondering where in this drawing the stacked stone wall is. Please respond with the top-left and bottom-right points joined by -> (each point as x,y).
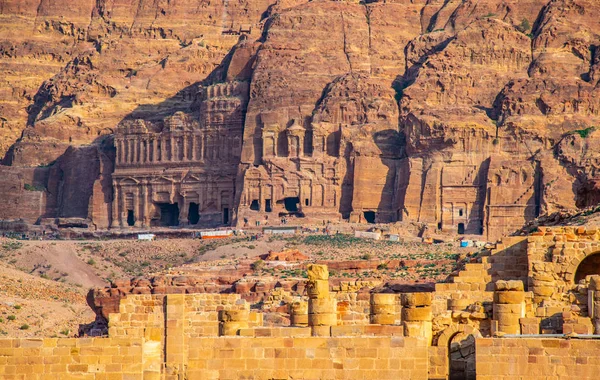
476,338 -> 600,379
187,336 -> 428,380
0,337 -> 144,379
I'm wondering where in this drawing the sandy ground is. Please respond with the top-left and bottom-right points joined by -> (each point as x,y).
0,261 -> 93,338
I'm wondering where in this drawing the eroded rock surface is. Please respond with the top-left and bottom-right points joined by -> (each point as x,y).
2,0 -> 600,240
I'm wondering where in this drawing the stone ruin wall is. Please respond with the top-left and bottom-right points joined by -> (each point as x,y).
5,230 -> 600,378
476,338 -> 600,379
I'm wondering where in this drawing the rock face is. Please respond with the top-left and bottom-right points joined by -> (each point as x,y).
1,0 -> 600,240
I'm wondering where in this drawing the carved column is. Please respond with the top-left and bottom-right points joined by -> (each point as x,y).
161,136 -> 167,162
110,181 -> 121,228
182,134 -> 188,161
126,139 -> 132,164
141,183 -> 149,227
170,135 -> 176,161
152,138 -> 158,163
144,137 -> 149,163
200,132 -> 205,161
115,139 -> 121,164
191,134 -> 197,161
133,137 -> 139,164
133,188 -> 141,227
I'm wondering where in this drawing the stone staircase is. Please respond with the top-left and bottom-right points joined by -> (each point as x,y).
435,236 -> 528,294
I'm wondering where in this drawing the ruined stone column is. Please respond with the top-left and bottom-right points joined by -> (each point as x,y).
370,293 -> 397,325
307,264 -> 336,336
218,310 -> 249,336
589,276 -> 600,334
289,300 -> 308,327
493,280 -> 525,335
401,293 -> 433,344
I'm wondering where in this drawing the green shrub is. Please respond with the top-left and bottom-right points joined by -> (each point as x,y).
517,18 -> 531,33
572,127 -> 595,138
87,258 -> 96,265
7,315 -> 16,321
251,260 -> 264,271
23,183 -> 45,191
19,324 -> 29,330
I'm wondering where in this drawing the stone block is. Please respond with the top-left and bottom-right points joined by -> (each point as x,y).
495,313 -> 521,326
402,293 -> 432,307
495,291 -> 525,304
308,297 -> 336,314
307,264 -> 329,281
307,280 -> 330,299
370,314 -> 396,325
218,310 -> 249,322
370,304 -> 395,315
402,307 -> 432,322
495,280 -> 524,291
370,293 -> 396,305
308,313 -> 337,326
493,304 -> 522,314
448,298 -> 472,311
311,326 -> 331,337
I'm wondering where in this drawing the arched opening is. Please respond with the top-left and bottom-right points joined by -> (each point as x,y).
448,332 -> 476,380
457,223 -> 465,234
222,207 -> 229,225
363,211 -> 376,224
127,210 -> 135,226
157,203 -> 179,226
575,253 -> 600,283
188,203 -> 200,225
250,199 -> 260,211
284,197 -> 299,212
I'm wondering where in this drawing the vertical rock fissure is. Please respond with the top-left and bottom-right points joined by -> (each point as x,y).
341,12 -> 353,73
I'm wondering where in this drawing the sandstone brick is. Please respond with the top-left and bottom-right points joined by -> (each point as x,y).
402,307 -> 432,321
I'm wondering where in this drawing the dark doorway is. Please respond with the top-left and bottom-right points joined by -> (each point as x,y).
127,210 -> 135,226
188,203 -> 200,225
223,208 -> 229,225
157,203 -> 179,226
449,333 -> 476,380
459,209 -> 464,217
575,254 -> 600,283
458,223 -> 465,234
363,211 -> 376,224
284,197 -> 299,212
250,199 -> 260,211
305,198 -> 310,206
265,199 -> 272,213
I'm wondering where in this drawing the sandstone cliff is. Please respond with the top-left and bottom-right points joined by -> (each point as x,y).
1,0 -> 599,240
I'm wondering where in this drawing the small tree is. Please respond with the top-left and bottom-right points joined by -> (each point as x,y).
517,18 -> 531,33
